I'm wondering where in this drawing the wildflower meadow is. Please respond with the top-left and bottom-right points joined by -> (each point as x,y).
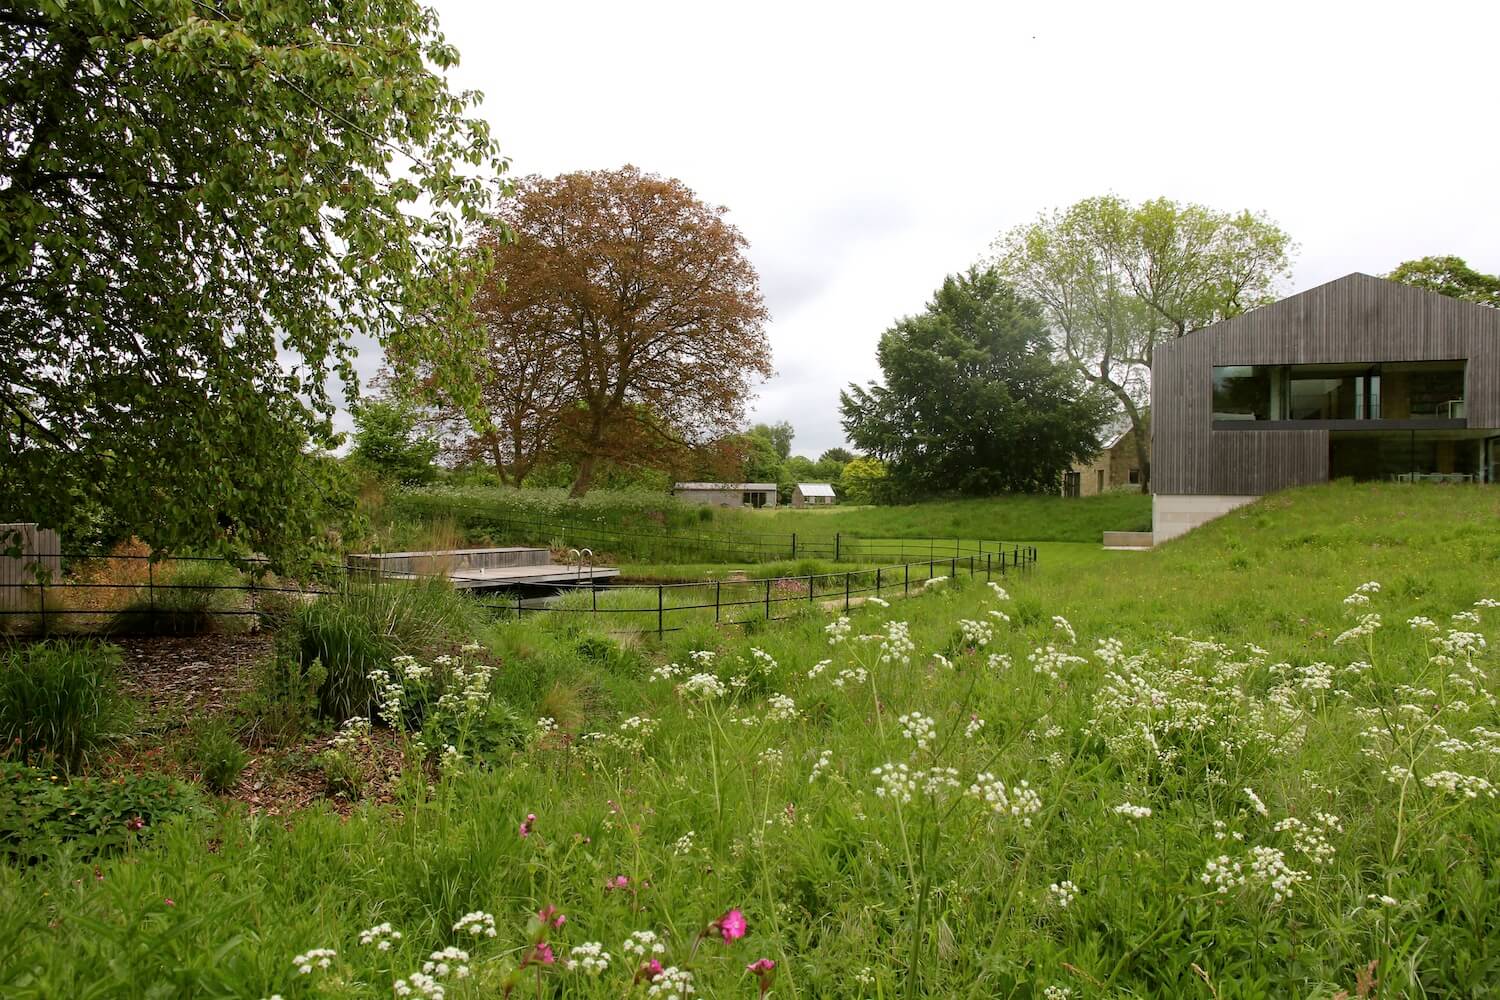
2,483 -> 1497,998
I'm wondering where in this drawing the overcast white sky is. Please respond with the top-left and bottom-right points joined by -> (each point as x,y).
357,0 -> 1500,457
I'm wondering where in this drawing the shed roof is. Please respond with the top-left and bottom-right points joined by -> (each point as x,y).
674,482 -> 777,492
795,482 -> 837,497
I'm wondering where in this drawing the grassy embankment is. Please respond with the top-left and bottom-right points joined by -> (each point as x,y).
377,486 -> 1151,570
3,482 -> 1498,998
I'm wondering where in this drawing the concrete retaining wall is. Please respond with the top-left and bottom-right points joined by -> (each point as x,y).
1152,495 -> 1259,543
1102,531 -> 1155,549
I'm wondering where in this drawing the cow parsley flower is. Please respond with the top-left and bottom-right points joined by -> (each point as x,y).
808,749 -> 834,783
988,582 -> 1010,601
1112,802 -> 1151,819
293,948 -> 336,975
646,966 -> 695,997
567,941 -> 611,975
359,922 -> 402,950
871,762 -> 917,803
968,774 -> 1041,824
422,947 -> 470,978
1052,616 -> 1077,644
898,712 -> 936,751
1047,880 -> 1078,907
826,617 -> 852,645
765,693 -> 798,722
806,659 -> 831,679
681,673 -> 726,699
623,930 -> 666,958
453,911 -> 497,938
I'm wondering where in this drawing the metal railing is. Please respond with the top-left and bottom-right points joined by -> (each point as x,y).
384,506 -> 1017,566
484,546 -> 1037,637
0,546 -> 1037,638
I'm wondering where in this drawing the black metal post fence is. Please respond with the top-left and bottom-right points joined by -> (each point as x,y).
0,545 -> 1039,639
496,545 -> 1037,638
383,504 -> 1022,568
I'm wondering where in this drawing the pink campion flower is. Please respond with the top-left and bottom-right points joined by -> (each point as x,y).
713,909 -> 747,942
125,816 -> 145,832
163,897 -> 175,907
521,941 -> 555,968
606,875 -> 630,891
633,958 -> 664,984
536,904 -> 565,929
518,813 -> 536,838
746,957 -> 776,996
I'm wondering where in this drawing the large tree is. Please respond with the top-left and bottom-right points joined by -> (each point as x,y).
0,1 -> 504,562
840,268 -> 1112,497
422,166 -> 772,497
993,196 -> 1294,492
1386,255 -> 1500,307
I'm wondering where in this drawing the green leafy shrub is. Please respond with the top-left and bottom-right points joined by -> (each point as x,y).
178,719 -> 248,793
275,579 -> 481,721
108,560 -> 246,635
0,761 -> 202,861
0,641 -> 130,774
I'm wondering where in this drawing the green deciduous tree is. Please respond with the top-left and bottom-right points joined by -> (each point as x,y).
0,1 -> 504,562
1386,256 -> 1500,308
349,398 -> 439,486
993,195 -> 1294,492
837,456 -> 887,505
840,268 -> 1112,498
748,421 -> 794,461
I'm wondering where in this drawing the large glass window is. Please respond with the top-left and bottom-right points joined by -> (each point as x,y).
1330,430 -> 1489,482
1212,361 -> 1464,422
1286,364 -> 1378,420
1212,365 -> 1275,420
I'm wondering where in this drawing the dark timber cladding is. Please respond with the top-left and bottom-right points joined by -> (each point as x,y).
1152,273 -> 1500,496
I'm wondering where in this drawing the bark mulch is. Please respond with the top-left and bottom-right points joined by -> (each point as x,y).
105,631 -> 407,816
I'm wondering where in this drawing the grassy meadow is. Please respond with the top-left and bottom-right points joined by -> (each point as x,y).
3,482 -> 1498,998
377,486 -> 1150,567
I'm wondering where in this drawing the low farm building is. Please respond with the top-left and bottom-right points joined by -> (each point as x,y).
1063,427 -> 1148,497
672,482 -> 778,508
792,483 -> 837,507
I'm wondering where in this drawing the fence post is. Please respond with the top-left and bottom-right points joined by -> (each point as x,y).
950,557 -> 956,578
844,571 -> 850,611
986,552 -> 992,581
905,563 -> 910,596
657,585 -> 664,639
38,573 -> 47,635
835,533 -> 841,563
148,558 -> 157,630
876,567 -> 881,596
791,533 -> 797,559
765,578 -> 772,621
715,581 -> 721,623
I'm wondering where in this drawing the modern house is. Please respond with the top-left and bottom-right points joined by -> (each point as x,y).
791,483 -> 837,507
1151,272 -> 1500,542
1063,426 -> 1148,497
672,482 -> 778,508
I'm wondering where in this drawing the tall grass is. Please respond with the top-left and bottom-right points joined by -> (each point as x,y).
2,483 -> 1497,997
0,641 -> 130,774
108,560 -> 247,635
273,578 -> 482,721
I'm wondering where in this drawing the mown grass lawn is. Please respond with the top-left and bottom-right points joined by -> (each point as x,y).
2,482 -> 1497,999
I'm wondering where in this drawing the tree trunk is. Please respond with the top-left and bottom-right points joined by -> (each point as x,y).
1117,396 -> 1151,494
569,453 -> 598,498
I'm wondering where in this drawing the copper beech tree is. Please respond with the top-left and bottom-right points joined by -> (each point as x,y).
415,166 -> 773,494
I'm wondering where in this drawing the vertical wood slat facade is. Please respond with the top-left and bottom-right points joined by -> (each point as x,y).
0,523 -> 62,612
1152,273 -> 1500,496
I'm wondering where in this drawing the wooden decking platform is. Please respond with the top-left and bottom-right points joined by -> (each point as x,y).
346,547 -> 617,590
